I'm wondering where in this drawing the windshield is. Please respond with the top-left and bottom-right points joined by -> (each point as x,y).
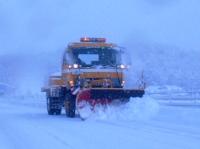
66,48 -> 121,67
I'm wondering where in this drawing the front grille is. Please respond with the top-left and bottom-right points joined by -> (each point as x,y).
80,78 -> 122,88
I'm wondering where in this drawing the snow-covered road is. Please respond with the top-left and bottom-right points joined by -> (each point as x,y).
0,96 -> 200,149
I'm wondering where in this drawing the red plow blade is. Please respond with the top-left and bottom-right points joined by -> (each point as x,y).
76,88 -> 145,118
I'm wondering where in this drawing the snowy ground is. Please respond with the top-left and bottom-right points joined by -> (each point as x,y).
0,94 -> 200,149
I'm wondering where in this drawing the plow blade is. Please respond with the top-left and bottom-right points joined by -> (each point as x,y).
90,88 -> 144,99
76,88 -> 145,107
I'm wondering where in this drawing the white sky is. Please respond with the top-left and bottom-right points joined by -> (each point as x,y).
0,0 -> 200,54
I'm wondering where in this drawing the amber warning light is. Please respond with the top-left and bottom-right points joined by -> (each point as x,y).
80,37 -> 106,43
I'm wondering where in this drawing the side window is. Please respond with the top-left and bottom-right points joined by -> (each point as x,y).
121,49 -> 131,65
63,52 -> 67,65
63,51 -> 74,65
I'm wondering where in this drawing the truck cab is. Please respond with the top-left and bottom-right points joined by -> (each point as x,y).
61,37 -> 126,89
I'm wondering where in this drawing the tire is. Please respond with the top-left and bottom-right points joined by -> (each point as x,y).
65,95 -> 76,118
47,97 -> 54,115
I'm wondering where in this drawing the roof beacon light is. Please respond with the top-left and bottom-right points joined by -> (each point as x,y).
80,37 -> 106,43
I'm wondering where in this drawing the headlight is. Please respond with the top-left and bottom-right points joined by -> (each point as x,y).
118,64 -> 129,69
68,65 -> 72,69
119,64 -> 126,69
67,64 -> 79,69
73,64 -> 79,69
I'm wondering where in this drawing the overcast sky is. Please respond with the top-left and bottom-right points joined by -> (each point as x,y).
0,0 -> 200,55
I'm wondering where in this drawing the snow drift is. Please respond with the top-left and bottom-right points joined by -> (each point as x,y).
79,95 -> 160,121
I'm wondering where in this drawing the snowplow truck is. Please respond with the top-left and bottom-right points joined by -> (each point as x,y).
42,37 -> 145,118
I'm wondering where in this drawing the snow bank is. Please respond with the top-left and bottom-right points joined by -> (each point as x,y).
146,85 -> 184,94
146,85 -> 200,106
80,95 -> 160,121
0,82 -> 15,95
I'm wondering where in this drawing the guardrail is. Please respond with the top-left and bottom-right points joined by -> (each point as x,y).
146,91 -> 200,106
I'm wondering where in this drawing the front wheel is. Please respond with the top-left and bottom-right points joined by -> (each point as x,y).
65,97 -> 76,118
65,101 -> 75,117
47,97 -> 54,115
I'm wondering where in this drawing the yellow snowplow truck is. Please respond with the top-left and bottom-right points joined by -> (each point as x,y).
42,37 -> 145,118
